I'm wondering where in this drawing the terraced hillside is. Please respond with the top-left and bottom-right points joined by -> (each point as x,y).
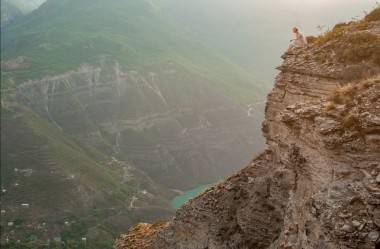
1,0 -> 266,247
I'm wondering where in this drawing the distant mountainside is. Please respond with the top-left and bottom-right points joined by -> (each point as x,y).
3,0 -> 46,14
1,0 -> 46,27
1,1 -> 23,27
1,0 -> 264,96
1,0 -> 266,248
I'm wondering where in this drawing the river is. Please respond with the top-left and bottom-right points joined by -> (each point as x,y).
171,181 -> 221,209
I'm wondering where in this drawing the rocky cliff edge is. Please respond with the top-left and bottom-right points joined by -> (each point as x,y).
114,11 -> 380,249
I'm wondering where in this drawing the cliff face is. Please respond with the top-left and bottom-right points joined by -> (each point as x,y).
114,18 -> 380,249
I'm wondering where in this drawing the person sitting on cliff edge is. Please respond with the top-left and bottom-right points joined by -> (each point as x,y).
282,27 -> 307,57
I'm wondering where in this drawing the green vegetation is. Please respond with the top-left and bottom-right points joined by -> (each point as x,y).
20,106 -> 132,193
3,0 -> 46,14
1,104 -> 142,248
1,104 -> 138,195
13,218 -> 24,226
60,217 -> 87,242
1,1 -> 266,247
1,0 -> 263,104
1,1 -> 23,23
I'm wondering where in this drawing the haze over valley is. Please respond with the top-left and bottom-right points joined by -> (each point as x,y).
0,0 -> 378,248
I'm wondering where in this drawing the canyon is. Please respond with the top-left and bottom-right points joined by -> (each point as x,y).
114,14 -> 380,249
1,1 -> 266,247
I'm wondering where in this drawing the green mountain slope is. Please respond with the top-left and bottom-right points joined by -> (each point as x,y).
1,1 -> 24,27
1,102 -> 175,248
1,0 -> 266,247
1,0 -> 264,104
2,0 -> 46,14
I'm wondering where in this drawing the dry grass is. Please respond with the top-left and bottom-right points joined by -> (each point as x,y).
364,5 -> 380,21
313,23 -> 349,46
306,35 -> 317,44
151,220 -> 169,229
252,151 -> 266,162
334,32 -> 380,63
342,114 -> 360,129
329,75 -> 380,104
333,22 -> 349,29
331,84 -> 356,104
114,222 -> 168,249
315,30 -> 380,65
311,7 -> 380,71
323,101 -> 337,112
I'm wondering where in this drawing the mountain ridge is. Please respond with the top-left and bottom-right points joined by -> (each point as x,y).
3,0 -> 46,14
113,8 -> 380,249
1,0 -> 265,103
1,1 -> 266,247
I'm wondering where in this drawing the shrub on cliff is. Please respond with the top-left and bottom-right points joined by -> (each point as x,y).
330,76 -> 380,104
315,27 -> 380,64
365,5 -> 380,21
342,114 -> 360,129
323,101 -> 337,112
310,7 -> 380,81
306,35 -> 317,44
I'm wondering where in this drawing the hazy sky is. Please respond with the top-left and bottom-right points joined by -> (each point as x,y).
4,0 -> 377,83
240,0 -> 377,82
167,0 -> 377,82
230,0 -> 376,36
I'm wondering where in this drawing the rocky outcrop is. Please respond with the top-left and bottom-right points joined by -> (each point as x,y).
114,17 -> 380,249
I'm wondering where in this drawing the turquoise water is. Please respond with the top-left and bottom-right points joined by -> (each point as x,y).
171,181 -> 220,209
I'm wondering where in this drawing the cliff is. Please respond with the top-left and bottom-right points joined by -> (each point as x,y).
114,12 -> 380,249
